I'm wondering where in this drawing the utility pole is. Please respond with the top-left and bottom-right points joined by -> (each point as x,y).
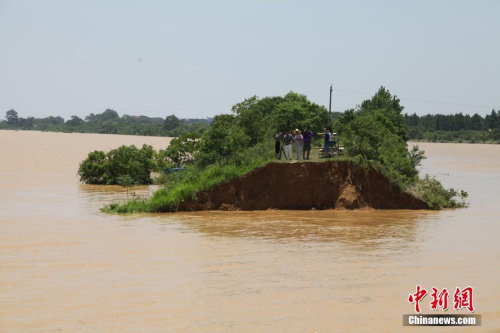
329,84 -> 333,114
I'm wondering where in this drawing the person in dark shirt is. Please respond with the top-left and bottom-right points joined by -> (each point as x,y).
302,126 -> 314,160
282,130 -> 294,160
320,127 -> 331,156
274,130 -> 282,159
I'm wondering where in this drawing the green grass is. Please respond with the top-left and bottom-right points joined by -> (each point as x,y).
104,157 -> 273,213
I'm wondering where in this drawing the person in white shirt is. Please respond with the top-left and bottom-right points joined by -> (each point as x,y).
294,129 -> 304,160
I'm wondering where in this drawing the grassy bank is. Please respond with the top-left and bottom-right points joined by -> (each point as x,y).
105,156 -> 465,213
105,156 -> 273,213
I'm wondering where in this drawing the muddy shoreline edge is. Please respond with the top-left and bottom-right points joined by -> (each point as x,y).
176,161 -> 429,211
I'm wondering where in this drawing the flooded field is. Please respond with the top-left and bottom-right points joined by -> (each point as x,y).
1,131 -> 499,332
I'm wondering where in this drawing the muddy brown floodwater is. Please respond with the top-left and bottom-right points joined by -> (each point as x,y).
0,131 -> 499,332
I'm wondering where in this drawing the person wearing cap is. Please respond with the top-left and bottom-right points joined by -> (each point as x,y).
282,129 -> 294,160
302,126 -> 314,160
294,129 -> 303,160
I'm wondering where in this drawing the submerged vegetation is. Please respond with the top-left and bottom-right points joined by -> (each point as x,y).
75,88 -> 466,212
78,144 -> 160,185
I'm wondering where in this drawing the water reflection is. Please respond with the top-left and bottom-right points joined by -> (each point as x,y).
169,210 -> 440,249
78,184 -> 157,206
78,185 -> 441,253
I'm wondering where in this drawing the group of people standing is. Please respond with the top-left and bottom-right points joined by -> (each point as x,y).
275,127 -> 313,160
275,126 -> 332,160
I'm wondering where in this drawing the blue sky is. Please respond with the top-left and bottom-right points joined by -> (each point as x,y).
1,0 -> 499,120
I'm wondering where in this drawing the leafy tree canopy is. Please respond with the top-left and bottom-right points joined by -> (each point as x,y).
78,144 -> 160,185
6,109 -> 18,125
336,87 -> 423,186
163,114 -> 183,131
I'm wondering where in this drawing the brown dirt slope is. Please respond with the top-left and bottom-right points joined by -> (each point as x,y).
177,161 -> 429,211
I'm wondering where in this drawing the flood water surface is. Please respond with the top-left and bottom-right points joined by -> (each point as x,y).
1,131 -> 499,332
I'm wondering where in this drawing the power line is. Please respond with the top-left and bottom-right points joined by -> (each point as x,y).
58,85 -> 497,118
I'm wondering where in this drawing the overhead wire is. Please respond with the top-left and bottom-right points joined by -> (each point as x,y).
66,85 -> 497,117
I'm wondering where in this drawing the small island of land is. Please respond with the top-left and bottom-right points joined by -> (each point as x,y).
74,87 -> 466,213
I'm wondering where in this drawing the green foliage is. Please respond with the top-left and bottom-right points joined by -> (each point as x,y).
155,169 -> 188,190
359,87 -> 408,140
338,97 -> 422,187
163,114 -> 183,131
6,109 -> 18,125
408,145 -> 426,170
77,150 -> 108,184
66,115 -> 84,126
405,175 -> 467,209
2,109 -> 209,138
161,131 -> 200,166
231,96 -> 282,144
231,92 -> 332,145
102,87 -> 467,213
78,145 -> 159,185
270,92 -> 332,137
405,109 -> 500,143
106,156 -> 273,213
117,175 -> 138,199
195,115 -> 251,167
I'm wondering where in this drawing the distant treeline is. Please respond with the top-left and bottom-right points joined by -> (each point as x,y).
0,109 -> 210,137
2,107 -> 500,143
405,110 -> 500,143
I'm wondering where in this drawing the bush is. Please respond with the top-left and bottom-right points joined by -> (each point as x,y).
160,131 -> 200,166
77,150 -> 108,184
405,175 -> 466,209
78,144 -> 159,185
195,115 -> 251,167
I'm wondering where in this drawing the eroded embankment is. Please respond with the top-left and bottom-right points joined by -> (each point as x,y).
177,161 -> 429,211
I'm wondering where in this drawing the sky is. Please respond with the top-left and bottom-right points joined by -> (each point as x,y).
1,0 -> 499,120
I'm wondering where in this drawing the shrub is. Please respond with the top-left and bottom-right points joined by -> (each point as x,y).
405,175 -> 467,209
78,144 -> 158,185
77,150 -> 108,184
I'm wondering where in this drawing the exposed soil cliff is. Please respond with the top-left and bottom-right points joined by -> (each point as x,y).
177,161 -> 429,211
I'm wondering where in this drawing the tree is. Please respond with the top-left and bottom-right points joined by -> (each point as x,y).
195,115 -> 251,167
231,92 -> 331,145
101,109 -> 119,121
271,92 -> 331,134
6,109 -> 18,125
78,145 -> 158,185
18,117 -> 35,128
231,96 -> 283,144
485,109 -> 499,130
117,175 -> 137,199
338,88 -> 425,185
66,115 -> 84,126
78,150 -> 108,184
358,87 -> 408,140
163,132 -> 200,165
163,114 -> 182,131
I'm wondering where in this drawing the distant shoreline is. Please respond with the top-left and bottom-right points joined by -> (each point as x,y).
408,139 -> 499,145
